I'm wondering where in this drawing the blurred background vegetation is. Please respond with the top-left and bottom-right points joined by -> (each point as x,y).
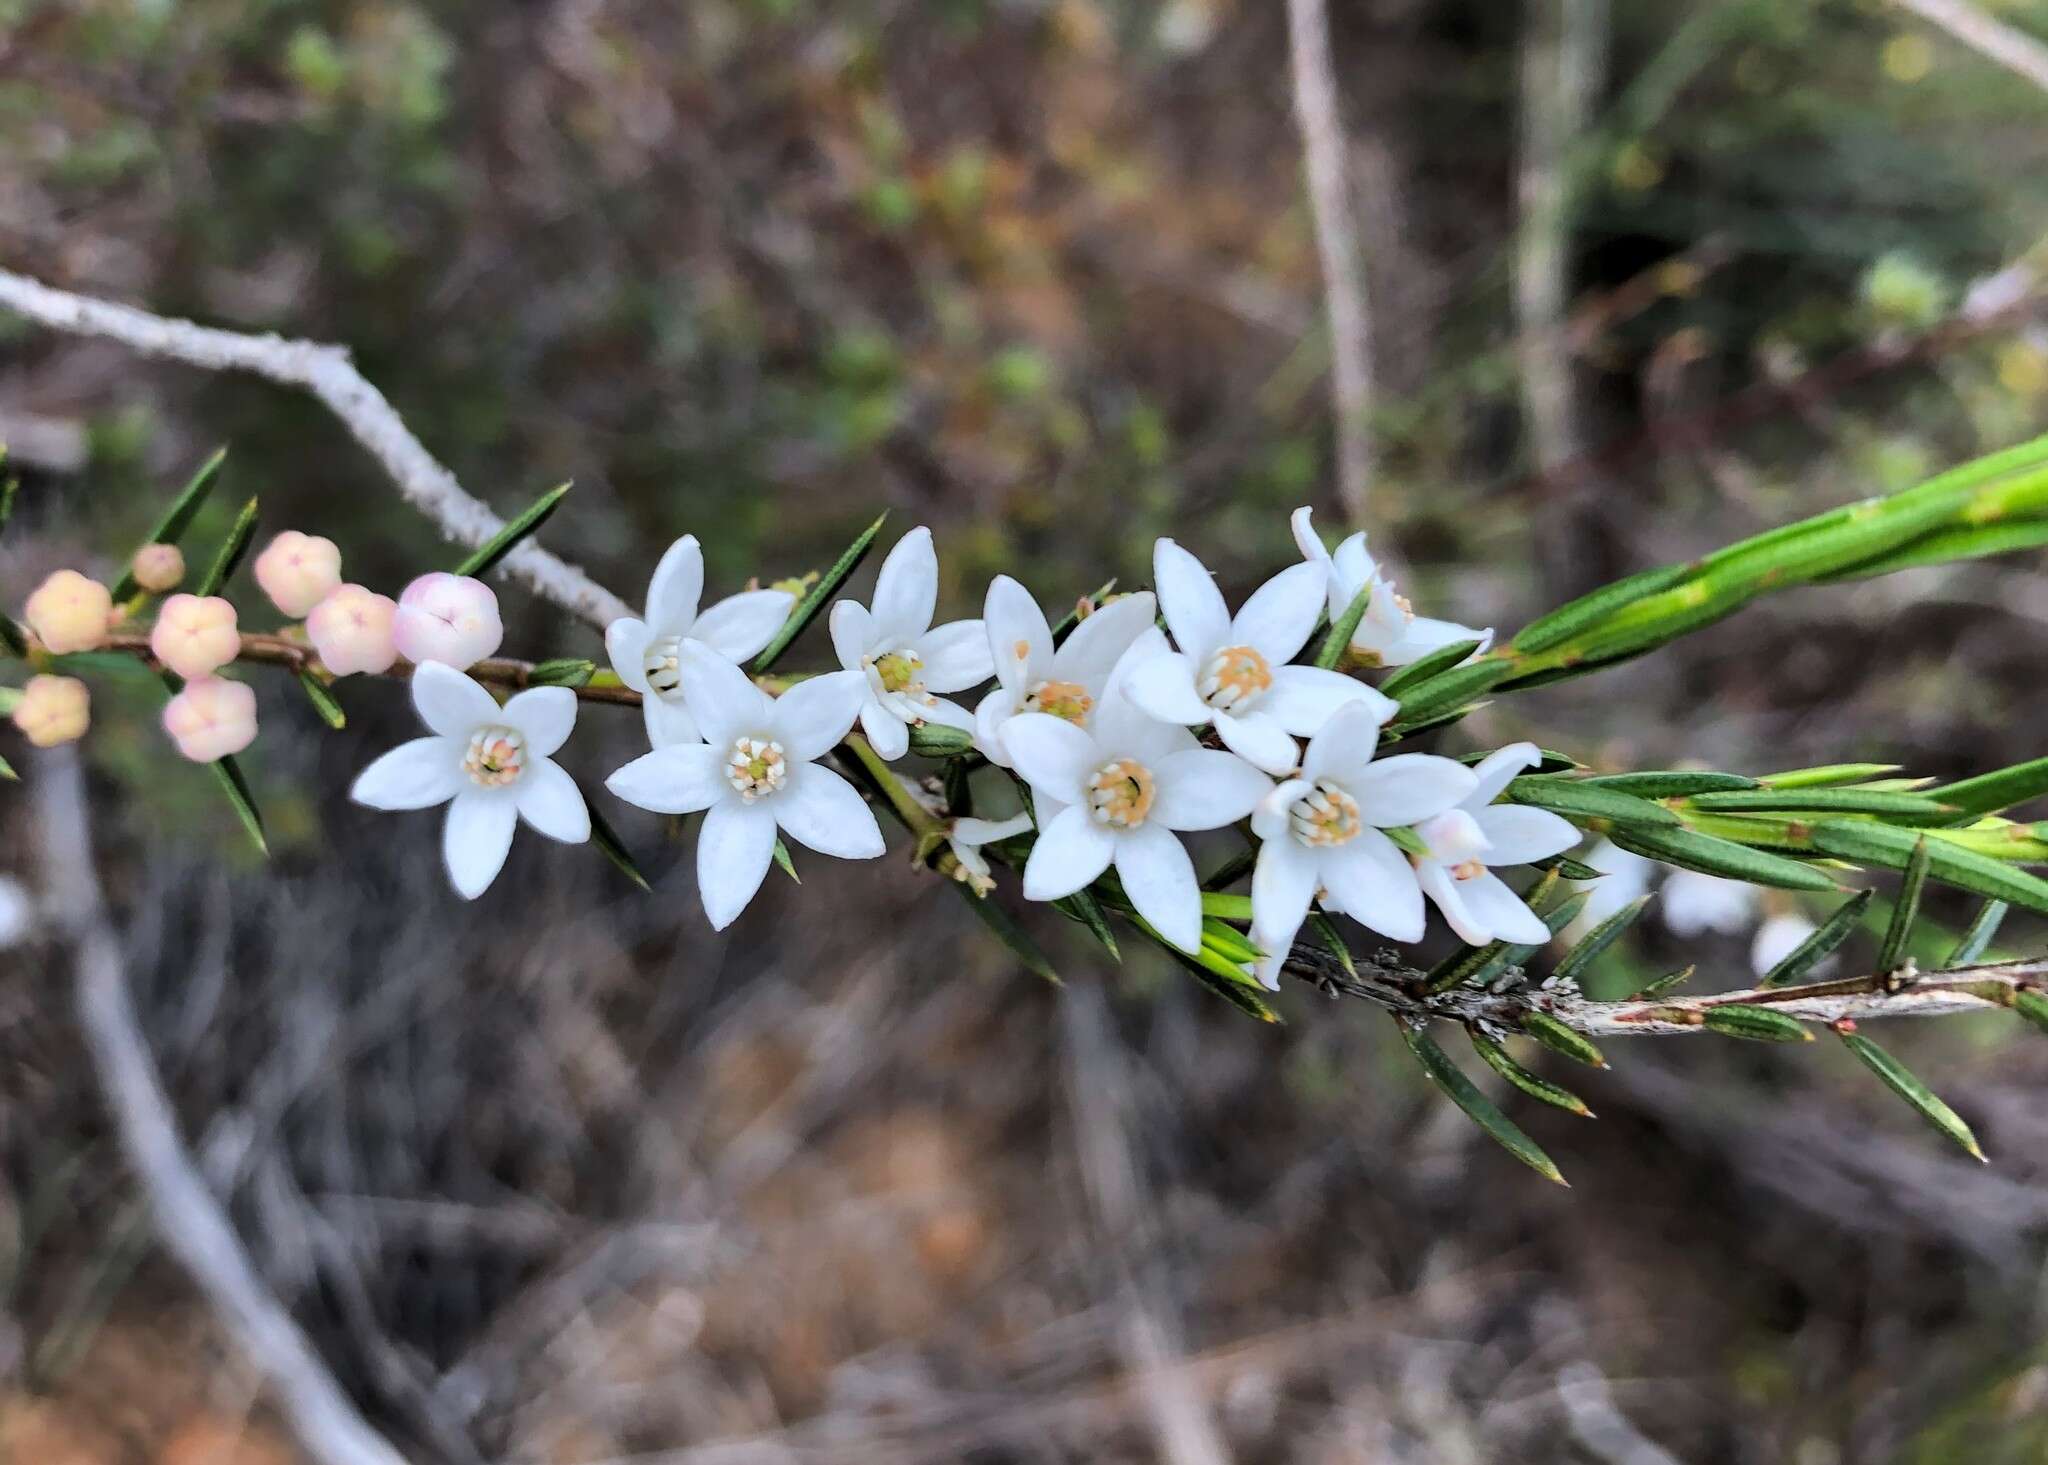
7,0 -> 2048,1460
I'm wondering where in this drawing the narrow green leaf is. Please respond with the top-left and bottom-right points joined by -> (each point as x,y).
1810,819 -> 2048,917
1378,636 -> 1482,694
1055,888 -> 1121,963
1758,762 -> 1902,790
957,883 -> 1059,983
208,755 -> 268,857
1506,776 -> 1679,828
773,837 -> 800,883
2010,988 -> 2048,1035
528,657 -> 596,688
1759,889 -> 1872,987
0,752 -> 15,781
0,613 -> 24,659
1946,900 -> 2007,968
1199,891 -> 1253,923
1468,1030 -> 1594,1117
1926,756 -> 2048,825
1519,1009 -> 1608,1067
1689,787 -> 1953,819
453,481 -> 571,578
1308,911 -> 1356,978
1385,658 -> 1514,730
1814,517 -> 2048,581
1551,894 -> 1652,990
1509,562 -> 1694,655
0,472 -> 16,541
1461,746 -> 1580,774
1581,770 -> 1758,798
1701,1004 -> 1813,1043
1838,1028 -> 1985,1160
108,447 -> 226,601
1531,853 -> 1605,882
1201,917 -> 1263,965
754,510 -> 888,672
1876,837 -> 1931,975
1311,583 -> 1374,670
1397,1019 -> 1567,1186
588,800 -> 653,893
1421,890 -> 1582,995
1172,948 -> 1280,1020
1609,825 -> 1839,892
1628,964 -> 1695,1000
294,671 -> 346,730
908,722 -> 975,758
195,497 -> 259,597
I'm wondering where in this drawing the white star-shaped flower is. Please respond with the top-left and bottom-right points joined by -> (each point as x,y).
972,576 -> 1158,767
605,534 -> 797,749
1122,537 -> 1392,775
1412,742 -> 1579,946
1005,651 -> 1272,953
605,642 -> 881,929
829,526 -> 994,760
1291,507 -> 1490,668
1247,700 -> 1478,988
351,661 -> 591,899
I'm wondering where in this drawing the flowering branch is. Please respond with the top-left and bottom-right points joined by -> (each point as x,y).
0,267 -> 630,627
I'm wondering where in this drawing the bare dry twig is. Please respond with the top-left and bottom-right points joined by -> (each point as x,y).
0,266 -> 631,628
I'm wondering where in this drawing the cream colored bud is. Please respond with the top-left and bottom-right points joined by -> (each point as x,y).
161,677 -> 258,763
150,594 -> 241,681
253,531 -> 343,617
306,583 -> 399,676
131,542 -> 186,593
11,674 -> 90,747
22,570 -> 113,654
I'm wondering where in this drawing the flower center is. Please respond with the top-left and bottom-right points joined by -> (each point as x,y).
1288,780 -> 1363,848
872,650 -> 924,695
1026,678 -> 1094,724
1416,808 -> 1489,879
1197,644 -> 1273,711
463,726 -> 527,788
643,635 -> 685,700
724,736 -> 787,801
1087,757 -> 1157,828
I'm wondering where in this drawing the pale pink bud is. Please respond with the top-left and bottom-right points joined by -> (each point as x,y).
131,542 -> 186,593
306,583 -> 399,675
161,677 -> 258,763
150,594 -> 241,681
22,569 -> 113,654
11,674 -> 90,747
392,573 -> 502,670
253,531 -> 343,617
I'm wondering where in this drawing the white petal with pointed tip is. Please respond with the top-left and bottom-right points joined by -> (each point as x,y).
974,686 -> 1017,767
516,759 -> 591,843
870,526 -> 938,642
444,790 -> 518,899
1417,862 -> 1489,947
676,641 -> 771,748
1123,652 -> 1211,727
1252,838 -> 1320,963
1002,713 -> 1098,805
984,575 -> 1052,694
645,535 -> 705,632
606,744 -> 728,814
697,798 -> 778,929
1321,828 -> 1425,941
830,598 -> 875,667
1053,591 -> 1155,685
1350,753 -> 1479,828
1113,821 -> 1201,952
693,588 -> 795,661
1227,561 -> 1324,665
1464,742 -> 1542,807
1252,777 -> 1314,843
859,698 -> 910,759
411,661 -> 500,737
1470,805 -> 1579,865
774,762 -> 885,859
605,617 -> 654,695
352,736 -> 463,810
1459,870 -> 1550,944
502,685 -> 577,758
1214,709 -> 1300,777
642,693 -> 702,750
1261,664 -> 1393,736
1022,802 -> 1115,900
1152,538 -> 1230,658
769,669 -> 866,761
915,618 -> 994,692
1150,748 -> 1272,830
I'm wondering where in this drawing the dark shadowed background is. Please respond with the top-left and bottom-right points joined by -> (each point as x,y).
6,1 -> 2048,1461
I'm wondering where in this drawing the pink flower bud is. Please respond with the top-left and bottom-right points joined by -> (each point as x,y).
161,676 -> 258,763
150,594 -> 241,681
306,583 -> 399,675
22,569 -> 113,654
253,531 -> 343,617
392,572 -> 502,670
131,542 -> 186,593
11,674 -> 90,747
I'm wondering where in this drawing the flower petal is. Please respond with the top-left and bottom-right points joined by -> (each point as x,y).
1022,802 -> 1114,900
642,692 -> 702,749
774,762 -> 885,859
920,695 -> 976,732
1002,712 -> 1098,806
1151,747 -> 1273,830
1386,614 -> 1491,665
1290,506 -> 1333,576
952,811 -> 1034,846
830,598 -> 875,670
1458,870 -> 1551,944
860,697 -> 910,759
411,660 -> 500,737
697,797 -> 777,930
502,685 -> 577,758
1122,651 -> 1211,727
1214,708 -> 1300,777
1251,837 -> 1320,985
1251,777 -> 1314,842
605,744 -> 728,814
1051,590 -> 1156,689
1417,862 -> 1491,947
351,736 -> 462,810
870,525 -> 938,642
605,617 -> 654,695
1152,538 -> 1230,658
1350,753 -> 1481,828
973,686 -> 1019,767
1261,664 -> 1395,737
443,790 -> 518,900
1227,560 -> 1324,665
1465,741 -> 1543,808
677,641 -> 771,748
645,534 -> 705,633
1470,805 -> 1579,866
1320,828 -> 1424,942
983,575 -> 1052,694
1298,699 -> 1389,786
516,759 -> 591,843
767,669 -> 866,761
915,618 -> 994,692
692,588 -> 796,662
1113,821 -> 1201,953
